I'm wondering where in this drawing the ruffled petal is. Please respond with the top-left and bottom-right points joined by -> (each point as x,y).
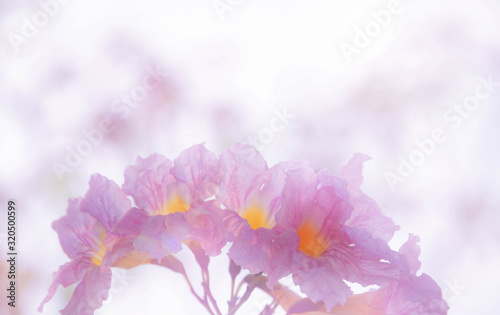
266,228 -> 301,288
385,234 -> 449,314
52,198 -> 106,260
273,283 -> 390,315
80,174 -> 131,232
399,234 -> 422,275
218,143 -> 271,212
293,256 -> 353,311
343,226 -> 409,273
133,213 -> 187,261
275,166 -> 319,231
228,224 -> 276,275
339,154 -> 399,242
228,225 -> 301,289
38,257 -> 93,312
59,265 -> 112,315
387,274 -> 449,315
316,169 -> 353,226
327,287 -> 391,315
183,202 -> 233,256
323,242 -> 399,288
102,208 -> 150,267
122,154 -> 188,215
171,144 -> 223,202
263,160 -> 314,220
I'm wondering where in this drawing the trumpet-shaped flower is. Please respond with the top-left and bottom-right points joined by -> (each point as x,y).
217,144 -> 309,284
38,174 -> 147,314
107,144 -> 229,263
274,160 -> 403,311
40,143 -> 447,315
275,235 -> 449,315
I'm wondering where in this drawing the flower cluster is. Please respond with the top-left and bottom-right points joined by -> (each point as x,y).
39,143 -> 449,314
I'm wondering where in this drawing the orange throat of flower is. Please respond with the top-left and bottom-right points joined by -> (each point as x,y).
241,205 -> 275,230
297,220 -> 330,258
91,243 -> 107,266
156,195 -> 190,215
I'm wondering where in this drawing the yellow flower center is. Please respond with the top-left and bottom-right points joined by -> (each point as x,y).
91,243 -> 107,266
156,195 -> 189,215
113,250 -> 152,269
241,205 -> 275,230
297,220 -> 330,258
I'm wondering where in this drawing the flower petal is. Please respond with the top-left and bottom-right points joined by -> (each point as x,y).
60,265 -> 112,315
52,198 -> 107,260
399,234 -> 422,275
171,143 -> 223,202
387,274 -> 449,314
343,226 -> 408,273
323,241 -> 399,288
102,208 -> 150,267
133,213 -> 187,261
339,154 -> 399,242
275,166 -> 319,231
38,257 -> 93,312
228,224 -> 276,275
80,174 -> 130,232
122,154 -> 183,215
184,202 -> 233,256
266,229 -> 301,288
293,256 -> 352,311
218,143 -> 271,212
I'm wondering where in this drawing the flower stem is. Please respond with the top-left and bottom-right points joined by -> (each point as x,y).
181,271 -> 216,315
228,273 -> 263,315
202,269 -> 222,315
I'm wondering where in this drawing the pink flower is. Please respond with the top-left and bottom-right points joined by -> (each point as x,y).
38,174 -> 146,314
108,144 -> 230,262
217,144 -> 308,284
274,159 -> 403,311
40,143 -> 448,315
277,235 -> 449,315
332,235 -> 449,315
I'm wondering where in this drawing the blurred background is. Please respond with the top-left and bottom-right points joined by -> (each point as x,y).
1,0 -> 499,314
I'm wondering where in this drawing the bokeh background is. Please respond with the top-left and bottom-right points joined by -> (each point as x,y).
1,0 -> 499,314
